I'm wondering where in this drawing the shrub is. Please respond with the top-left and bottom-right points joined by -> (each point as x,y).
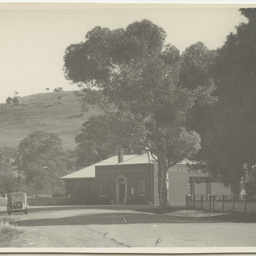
0,221 -> 19,237
12,97 -> 20,106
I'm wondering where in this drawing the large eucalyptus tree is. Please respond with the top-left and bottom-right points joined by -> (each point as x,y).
63,20 -> 214,210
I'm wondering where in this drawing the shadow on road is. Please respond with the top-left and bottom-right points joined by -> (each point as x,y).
2,206 -> 256,227
13,211 -> 243,227
0,205 -> 161,215
0,205 -> 103,214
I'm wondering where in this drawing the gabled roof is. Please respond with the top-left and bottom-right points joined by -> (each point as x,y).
61,152 -> 156,180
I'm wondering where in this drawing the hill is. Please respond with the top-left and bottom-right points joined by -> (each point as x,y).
0,91 -> 104,150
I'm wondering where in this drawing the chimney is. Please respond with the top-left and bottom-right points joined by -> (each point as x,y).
118,149 -> 124,163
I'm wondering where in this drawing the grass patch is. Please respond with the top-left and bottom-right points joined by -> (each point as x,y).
0,220 -> 21,247
0,220 -> 20,238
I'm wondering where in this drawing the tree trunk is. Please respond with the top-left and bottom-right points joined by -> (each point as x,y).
231,177 -> 242,197
157,136 -> 168,213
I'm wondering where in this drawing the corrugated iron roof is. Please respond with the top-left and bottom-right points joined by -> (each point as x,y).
61,153 -> 155,179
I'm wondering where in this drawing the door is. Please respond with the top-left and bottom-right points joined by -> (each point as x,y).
115,175 -> 127,205
119,182 -> 126,204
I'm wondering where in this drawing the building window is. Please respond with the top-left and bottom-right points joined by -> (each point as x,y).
138,180 -> 146,196
100,182 -> 106,197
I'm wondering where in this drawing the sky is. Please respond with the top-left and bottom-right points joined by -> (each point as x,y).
0,4 -> 248,103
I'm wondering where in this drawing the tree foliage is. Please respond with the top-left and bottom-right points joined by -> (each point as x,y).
0,160 -> 16,196
19,131 -> 63,168
179,42 -> 217,128
75,111 -> 146,168
63,19 -> 215,209
12,97 -> 19,106
201,8 -> 256,193
0,148 -> 20,196
18,131 -> 74,195
5,97 -> 13,105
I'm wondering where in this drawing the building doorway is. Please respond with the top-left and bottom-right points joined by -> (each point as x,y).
114,175 -> 127,205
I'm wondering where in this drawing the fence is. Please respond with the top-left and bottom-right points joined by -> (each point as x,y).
186,195 -> 256,214
27,197 -> 67,206
0,197 -> 67,207
0,198 -> 7,206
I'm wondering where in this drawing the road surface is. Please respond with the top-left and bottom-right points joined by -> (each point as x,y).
1,206 -> 256,248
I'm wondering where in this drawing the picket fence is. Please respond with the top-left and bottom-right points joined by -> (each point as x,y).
0,198 -> 7,206
186,195 -> 256,214
27,197 -> 67,206
0,197 -> 67,207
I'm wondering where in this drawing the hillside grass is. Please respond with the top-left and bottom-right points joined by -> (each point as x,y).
0,91 -> 104,150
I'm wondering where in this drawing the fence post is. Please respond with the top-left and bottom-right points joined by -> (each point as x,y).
201,195 -> 203,210
186,195 -> 188,208
192,195 -> 195,209
245,198 -> 247,214
233,195 -> 236,212
209,195 -> 211,211
212,196 -> 215,211
222,195 -> 225,213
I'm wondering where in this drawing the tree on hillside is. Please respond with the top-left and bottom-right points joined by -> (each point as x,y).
5,97 -> 13,105
63,20 -> 214,210
53,87 -> 63,103
5,96 -> 20,106
18,131 -> 73,195
12,96 -> 20,106
202,8 -> 256,194
54,87 -> 63,92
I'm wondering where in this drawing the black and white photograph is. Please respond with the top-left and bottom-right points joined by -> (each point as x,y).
0,1 -> 256,253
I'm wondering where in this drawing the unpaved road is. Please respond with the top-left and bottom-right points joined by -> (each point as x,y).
1,206 -> 256,248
